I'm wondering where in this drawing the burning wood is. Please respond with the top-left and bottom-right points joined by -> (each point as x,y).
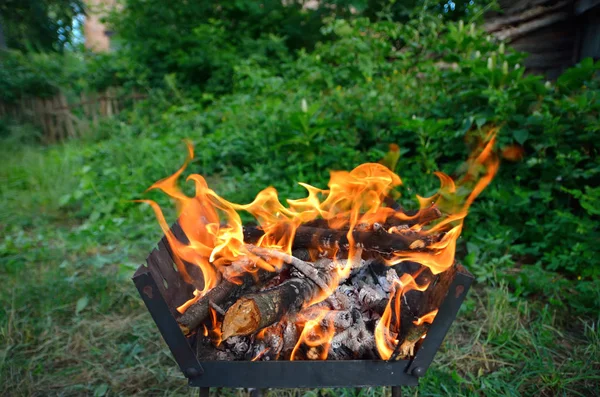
141,132 -> 499,362
177,258 -> 281,335
243,225 -> 434,256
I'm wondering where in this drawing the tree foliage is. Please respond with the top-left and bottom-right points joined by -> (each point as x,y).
104,0 -> 481,94
0,0 -> 85,52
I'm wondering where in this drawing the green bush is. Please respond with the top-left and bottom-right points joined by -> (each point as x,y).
4,13 -> 598,314
97,16 -> 596,313
0,50 -> 86,102
103,0 -> 479,95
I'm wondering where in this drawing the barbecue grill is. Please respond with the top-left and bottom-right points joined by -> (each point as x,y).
133,221 -> 473,396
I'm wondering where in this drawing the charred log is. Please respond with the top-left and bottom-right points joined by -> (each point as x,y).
243,225 -> 431,256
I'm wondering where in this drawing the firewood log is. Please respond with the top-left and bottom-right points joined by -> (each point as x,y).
221,277 -> 321,340
221,251 -> 364,341
243,225 -> 431,256
177,265 -> 280,335
178,279 -> 237,335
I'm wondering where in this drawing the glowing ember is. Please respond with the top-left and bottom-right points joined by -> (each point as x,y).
251,347 -> 270,362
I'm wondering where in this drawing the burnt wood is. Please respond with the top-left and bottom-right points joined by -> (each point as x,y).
243,225 -> 429,255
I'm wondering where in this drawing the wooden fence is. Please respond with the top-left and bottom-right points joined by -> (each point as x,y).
0,87 -> 147,143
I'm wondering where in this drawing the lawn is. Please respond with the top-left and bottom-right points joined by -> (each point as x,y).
1,132 -> 598,396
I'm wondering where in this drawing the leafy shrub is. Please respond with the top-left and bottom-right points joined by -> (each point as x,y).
106,15 -> 596,313
4,11 -> 598,314
103,0 -> 479,95
0,50 -> 86,102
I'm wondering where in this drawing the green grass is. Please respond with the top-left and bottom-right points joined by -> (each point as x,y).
1,133 -> 599,396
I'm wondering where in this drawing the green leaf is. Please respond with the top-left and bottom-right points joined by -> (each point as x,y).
94,383 -> 109,397
512,129 -> 529,145
76,296 -> 89,316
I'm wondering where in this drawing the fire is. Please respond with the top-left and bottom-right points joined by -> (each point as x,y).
142,144 -> 407,312
413,309 -> 439,326
374,273 -> 429,360
140,129 -> 499,360
291,310 -> 335,360
386,132 -> 498,274
208,307 -> 222,346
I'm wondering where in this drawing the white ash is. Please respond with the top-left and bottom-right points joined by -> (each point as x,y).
387,225 -> 410,235
329,316 -> 374,357
351,324 -> 375,356
325,289 -> 352,310
337,284 -> 360,302
224,336 -> 250,356
358,284 -> 386,310
351,265 -> 377,286
376,268 -> 400,292
298,308 -> 355,330
216,351 -> 234,360
282,320 -> 298,353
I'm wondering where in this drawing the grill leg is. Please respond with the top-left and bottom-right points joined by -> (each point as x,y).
249,388 -> 266,397
391,386 -> 402,397
199,387 -> 210,397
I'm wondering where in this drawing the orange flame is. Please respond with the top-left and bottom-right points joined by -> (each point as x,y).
374,273 -> 429,360
413,309 -> 439,326
141,130 -> 498,325
291,310 -> 336,360
208,307 -> 222,346
140,144 -> 408,312
387,132 -> 499,274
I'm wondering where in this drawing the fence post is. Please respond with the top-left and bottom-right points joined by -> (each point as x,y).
59,93 -> 77,138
